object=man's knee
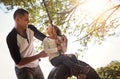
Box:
[18,71,33,79]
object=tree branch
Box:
[75,4,120,41]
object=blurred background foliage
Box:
[96,61,120,79]
[0,0,120,53]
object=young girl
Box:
[42,25,89,76]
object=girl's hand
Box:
[57,45,62,51]
[55,39,61,44]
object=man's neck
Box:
[15,26,27,37]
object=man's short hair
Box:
[13,8,29,19]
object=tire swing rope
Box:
[42,0,57,39]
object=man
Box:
[6,8,47,79]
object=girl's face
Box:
[46,25,53,35]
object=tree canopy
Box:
[1,0,120,52]
[97,61,120,79]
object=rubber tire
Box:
[48,60,101,79]
[48,65,71,79]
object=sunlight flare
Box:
[81,0,107,16]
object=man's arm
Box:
[18,52,46,66]
[6,31,21,65]
[28,25,46,41]
[38,50,48,58]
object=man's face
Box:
[17,13,29,30]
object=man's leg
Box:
[34,65,44,79]
[15,67,34,79]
